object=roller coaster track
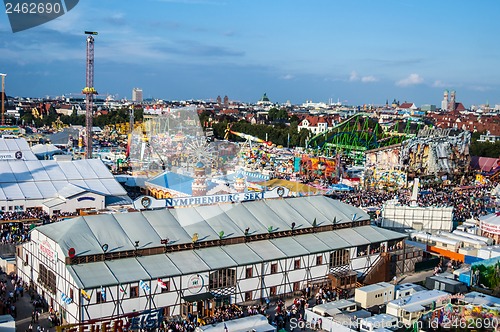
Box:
[305,112,421,165]
[307,112,374,148]
[306,112,379,164]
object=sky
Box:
[1,0,500,107]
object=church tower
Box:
[449,90,456,112]
[441,90,448,111]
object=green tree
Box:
[470,141,500,158]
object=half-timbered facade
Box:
[16,196,406,324]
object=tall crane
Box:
[82,31,98,159]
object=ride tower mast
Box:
[82,31,98,158]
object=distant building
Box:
[257,93,272,106]
[0,137,129,215]
[397,103,417,111]
[478,132,500,143]
[302,100,329,109]
[298,115,331,134]
[420,104,436,112]
[449,90,456,112]
[442,90,465,112]
[441,90,449,111]
[132,88,143,102]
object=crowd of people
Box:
[0,222,31,244]
[0,271,34,327]
[333,184,496,223]
[0,209,77,223]
[0,210,78,245]
[160,304,267,332]
[159,282,357,332]
[0,210,44,222]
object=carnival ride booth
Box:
[385,290,449,325]
[400,128,471,179]
[364,145,407,190]
[299,156,337,184]
[479,212,500,244]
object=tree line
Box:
[15,106,500,157]
[19,106,144,129]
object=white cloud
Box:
[396,73,423,87]
[432,80,448,88]
[280,74,294,80]
[361,75,377,83]
[349,71,358,81]
[469,85,492,92]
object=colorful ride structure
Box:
[224,125,272,147]
[306,113,420,165]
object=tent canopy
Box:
[257,178,321,194]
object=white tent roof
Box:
[31,143,61,155]
[0,158,126,201]
[0,138,38,160]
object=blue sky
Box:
[1,0,499,107]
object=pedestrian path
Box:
[6,273,54,332]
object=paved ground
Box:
[396,269,436,285]
[7,274,55,332]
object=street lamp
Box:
[0,73,6,126]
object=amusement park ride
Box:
[82,31,98,159]
[306,113,421,165]
[224,124,273,148]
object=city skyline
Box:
[1,0,499,107]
